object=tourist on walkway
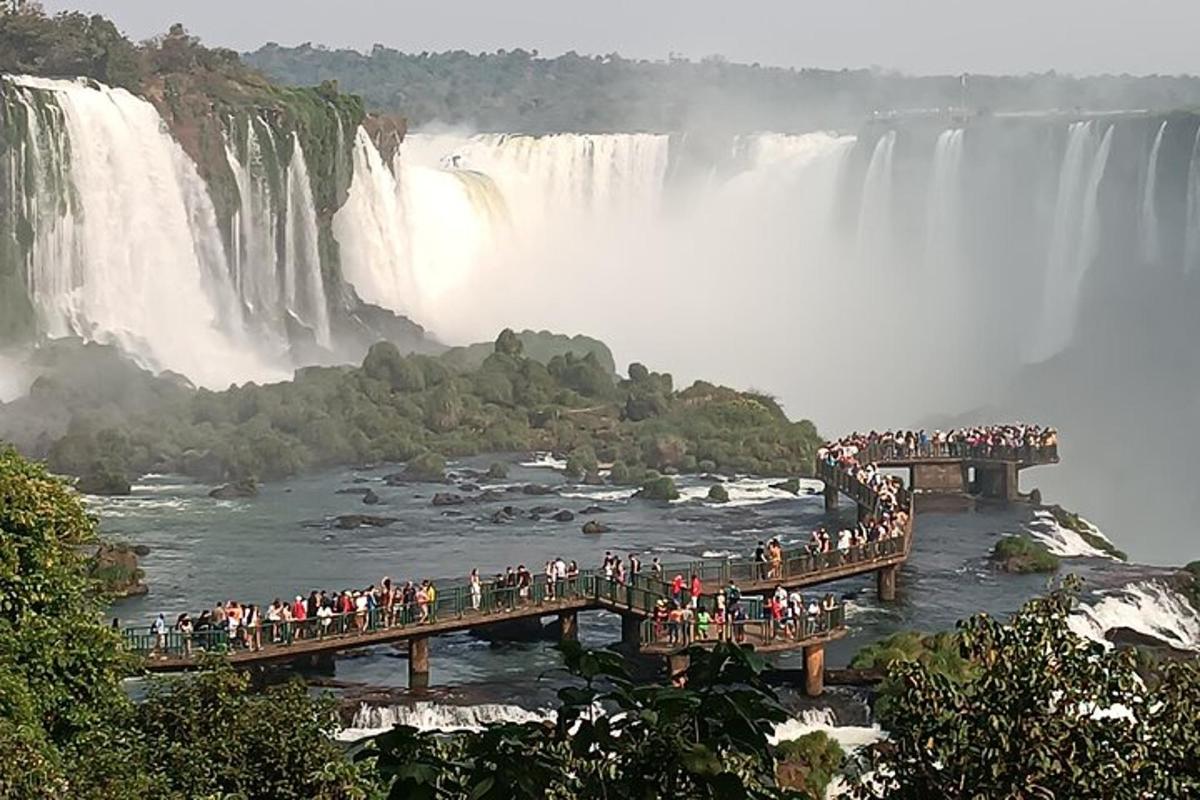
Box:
[470,569,482,611]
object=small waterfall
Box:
[1140,121,1166,265]
[5,76,277,387]
[855,130,897,269]
[338,701,555,741]
[283,134,331,347]
[1029,122,1114,362]
[1069,580,1200,653]
[224,119,283,333]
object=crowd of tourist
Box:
[821,425,1058,463]
[649,580,840,646]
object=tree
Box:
[494,328,524,357]
[850,580,1200,799]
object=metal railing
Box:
[640,603,844,649]
[842,440,1058,466]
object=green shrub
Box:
[707,484,729,503]
[403,451,446,481]
[775,731,845,798]
[637,475,679,501]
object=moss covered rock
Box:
[991,535,1060,574]
[403,451,446,482]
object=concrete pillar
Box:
[823,483,838,513]
[409,636,430,689]
[667,652,690,685]
[559,610,578,642]
[877,564,897,602]
[804,643,825,697]
[621,614,641,647]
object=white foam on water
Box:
[1025,509,1119,559]
[519,452,568,470]
[770,707,885,752]
[559,487,637,502]
[1068,580,1200,653]
[338,701,556,741]
[673,476,816,507]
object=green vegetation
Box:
[0,446,373,798]
[8,331,823,488]
[87,543,146,598]
[774,732,844,799]
[486,461,508,479]
[990,534,1060,574]
[849,630,975,721]
[853,580,1200,798]
[1047,504,1128,560]
[708,483,730,503]
[244,43,1200,133]
[441,330,616,377]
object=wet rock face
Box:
[335,514,398,529]
[209,478,259,499]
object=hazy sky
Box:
[42,0,1200,76]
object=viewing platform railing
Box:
[846,440,1059,466]
[639,604,844,651]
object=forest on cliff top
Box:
[245,43,1200,132]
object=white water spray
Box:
[856,130,898,270]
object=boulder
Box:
[334,515,398,529]
[552,510,575,522]
[336,487,373,496]
[582,520,612,534]
[486,462,509,480]
[490,509,513,524]
[209,478,259,500]
[581,505,608,515]
[362,489,381,505]
[582,471,605,486]
[708,484,730,503]
[529,505,556,516]
[432,493,465,506]
[77,465,131,496]
[89,543,147,598]
[477,489,506,502]
[771,478,801,495]
[459,483,481,493]
[521,483,555,496]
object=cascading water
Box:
[1029,121,1114,363]
[925,128,965,275]
[224,119,284,336]
[3,76,280,387]
[1184,127,1200,273]
[1140,120,1167,265]
[283,133,332,347]
[855,130,898,271]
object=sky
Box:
[41,0,1200,76]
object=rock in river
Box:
[582,520,612,534]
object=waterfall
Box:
[925,128,965,274]
[333,126,416,317]
[1140,121,1166,265]
[855,130,897,269]
[4,76,279,387]
[283,134,331,347]
[1184,127,1200,273]
[1029,122,1114,363]
[224,119,283,335]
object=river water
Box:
[95,454,1195,741]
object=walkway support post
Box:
[559,610,578,642]
[409,636,430,689]
[667,652,690,685]
[621,614,641,647]
[823,483,838,514]
[804,643,825,697]
[877,564,897,602]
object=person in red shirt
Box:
[291,595,307,641]
[689,575,702,609]
[671,574,684,605]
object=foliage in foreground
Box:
[0,447,372,800]
[358,641,796,800]
[850,579,1200,799]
